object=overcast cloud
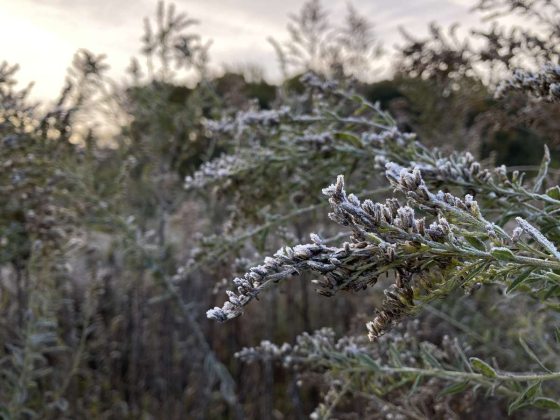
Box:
[0,0,483,101]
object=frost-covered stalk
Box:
[497,64,560,102]
[208,160,560,340]
[236,324,560,417]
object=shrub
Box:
[207,76,560,417]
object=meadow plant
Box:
[2,0,560,418]
[206,73,560,416]
[497,64,560,102]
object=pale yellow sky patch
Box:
[0,0,494,103]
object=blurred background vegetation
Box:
[1,0,559,418]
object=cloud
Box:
[0,0,484,100]
[24,0,151,25]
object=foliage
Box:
[270,0,383,80]
[2,0,560,419]
[207,79,560,416]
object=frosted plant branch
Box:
[515,217,560,261]
[188,82,559,235]
[236,326,560,409]
[497,63,560,102]
[208,163,560,339]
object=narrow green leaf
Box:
[462,262,489,285]
[350,94,365,103]
[508,381,541,414]
[546,186,560,200]
[506,268,534,294]
[388,344,403,367]
[439,381,470,397]
[509,398,529,414]
[547,271,560,286]
[469,357,497,378]
[420,344,442,369]
[356,353,380,372]
[408,374,424,396]
[544,285,560,300]
[453,341,472,372]
[532,397,560,410]
[518,337,551,373]
[334,132,362,148]
[533,145,550,193]
[490,247,515,262]
[464,235,487,251]
[365,232,383,244]
[522,382,541,401]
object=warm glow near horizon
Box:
[1,0,487,103]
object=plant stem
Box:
[371,366,560,383]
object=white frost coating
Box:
[516,217,560,261]
[497,64,560,103]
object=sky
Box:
[0,0,482,102]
